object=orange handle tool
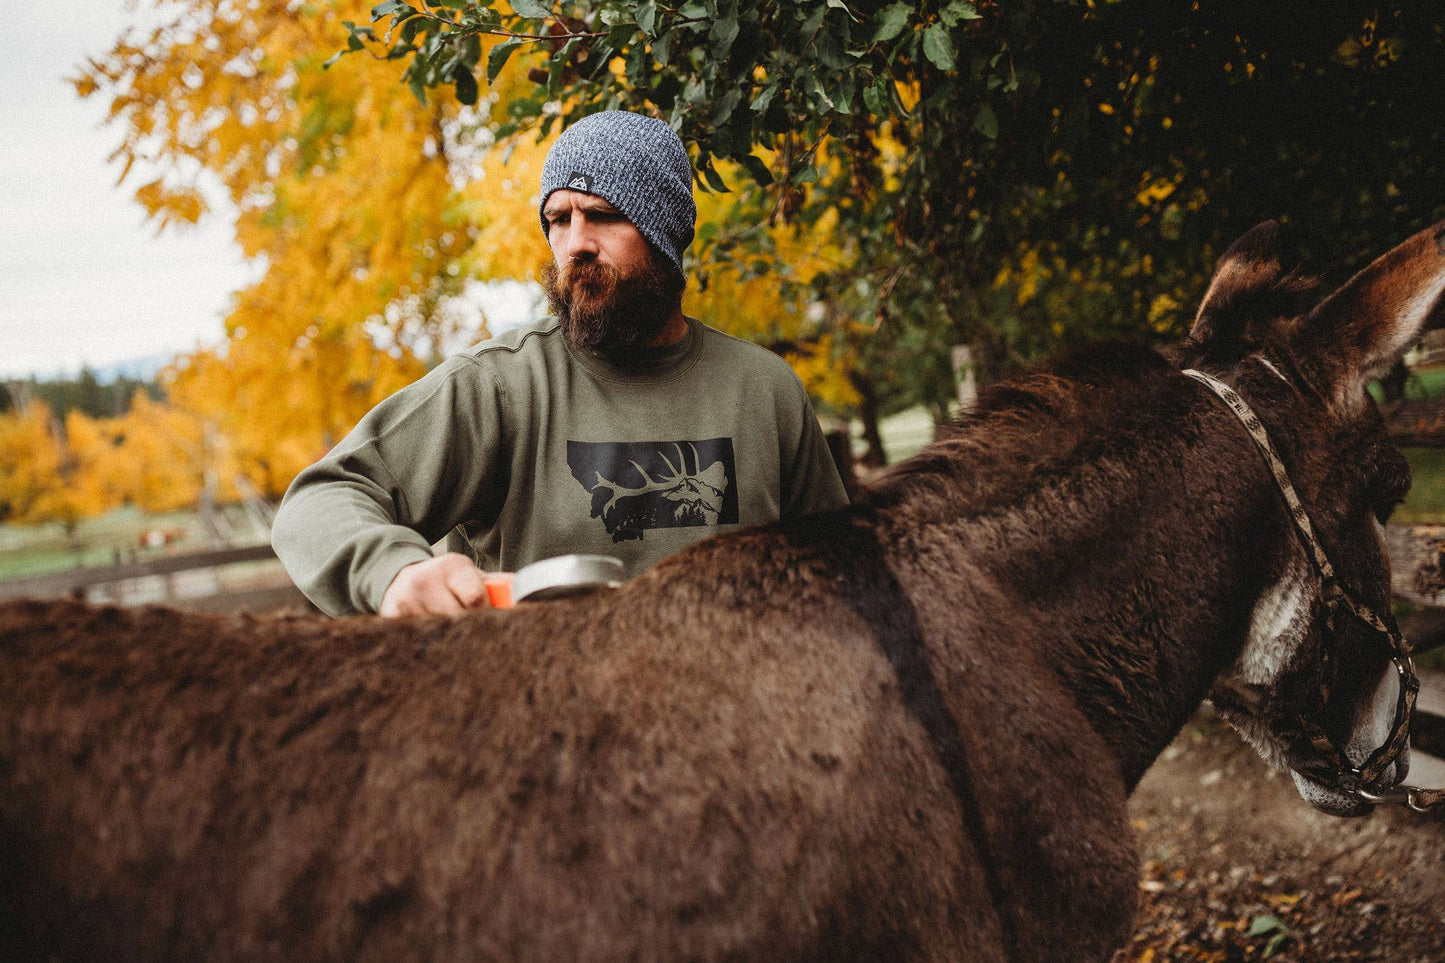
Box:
[483,573,514,609]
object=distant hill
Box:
[1,360,166,418]
[86,353,175,383]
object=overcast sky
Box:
[0,2,256,380]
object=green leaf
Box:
[711,87,743,127]
[863,76,888,115]
[682,75,707,107]
[939,1,981,27]
[407,64,429,104]
[750,82,779,115]
[625,40,648,82]
[653,30,674,66]
[1248,915,1287,938]
[805,74,835,112]
[826,0,861,22]
[711,11,740,58]
[973,102,997,139]
[510,0,552,19]
[400,15,429,43]
[466,6,503,30]
[370,1,414,23]
[741,153,774,186]
[872,3,912,43]
[922,24,957,71]
[834,74,855,114]
[545,37,580,89]
[637,0,657,36]
[452,65,478,105]
[816,23,855,70]
[800,4,826,37]
[700,159,729,193]
[487,38,522,82]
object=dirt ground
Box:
[1115,707,1445,962]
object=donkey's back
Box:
[1,531,1137,962]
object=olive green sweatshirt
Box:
[272,317,849,616]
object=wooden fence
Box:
[0,544,312,615]
[4,524,1445,631]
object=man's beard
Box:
[544,253,685,355]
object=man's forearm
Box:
[272,477,435,616]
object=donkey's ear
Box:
[1188,221,1285,346]
[1296,220,1445,400]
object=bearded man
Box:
[272,111,849,617]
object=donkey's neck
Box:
[866,362,1295,788]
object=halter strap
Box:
[1182,367,1428,803]
[1182,369,1336,580]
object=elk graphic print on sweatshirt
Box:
[567,438,739,542]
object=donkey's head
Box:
[1180,219,1445,816]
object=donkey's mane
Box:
[863,342,1180,519]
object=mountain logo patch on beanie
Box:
[566,172,594,192]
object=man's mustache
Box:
[560,259,619,290]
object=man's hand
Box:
[379,553,490,617]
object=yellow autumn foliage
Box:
[0,404,68,525]
[74,0,495,501]
[0,404,121,527]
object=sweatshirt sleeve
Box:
[780,381,851,518]
[271,356,504,616]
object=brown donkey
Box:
[3,220,1444,961]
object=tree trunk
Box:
[848,371,888,468]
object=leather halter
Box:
[1183,366,1443,811]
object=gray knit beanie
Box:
[539,111,696,272]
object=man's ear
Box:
[1294,220,1445,403]
[1188,221,1285,347]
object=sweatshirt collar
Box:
[569,316,703,384]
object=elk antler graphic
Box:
[588,443,728,539]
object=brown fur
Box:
[3,220,1445,961]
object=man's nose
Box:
[562,218,600,260]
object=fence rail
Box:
[5,525,1445,625]
[0,543,311,614]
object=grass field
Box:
[0,505,265,581]
[1396,448,1445,523]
